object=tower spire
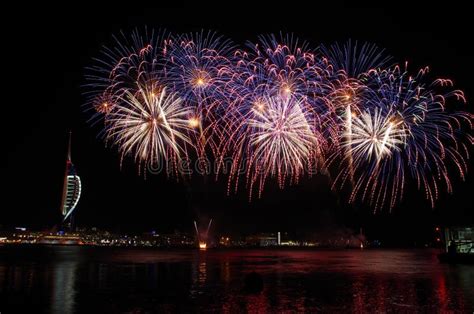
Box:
[60,130,81,225]
[67,131,72,162]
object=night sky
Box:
[2,5,473,244]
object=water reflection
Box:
[199,262,207,284]
[51,259,78,314]
[1,247,473,312]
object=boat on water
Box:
[438,226,474,264]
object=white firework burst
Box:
[246,96,319,192]
[345,109,406,163]
[105,84,196,170]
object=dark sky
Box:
[2,4,473,243]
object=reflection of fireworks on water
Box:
[85,30,473,211]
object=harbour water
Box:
[1,246,473,312]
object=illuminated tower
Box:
[60,132,81,227]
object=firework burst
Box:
[214,34,335,197]
[346,109,407,162]
[332,108,407,210]
[224,95,319,199]
[105,84,196,173]
[165,31,234,105]
[164,30,235,156]
[85,30,473,211]
[85,29,171,123]
[331,64,472,211]
[320,40,393,79]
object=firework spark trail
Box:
[331,64,472,211]
[321,41,394,189]
[85,29,171,125]
[245,96,317,199]
[319,40,393,78]
[370,66,471,207]
[105,84,196,173]
[343,108,407,211]
[85,30,473,211]
[165,31,235,158]
[346,109,406,163]
[214,34,335,197]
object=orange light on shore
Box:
[199,242,207,249]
